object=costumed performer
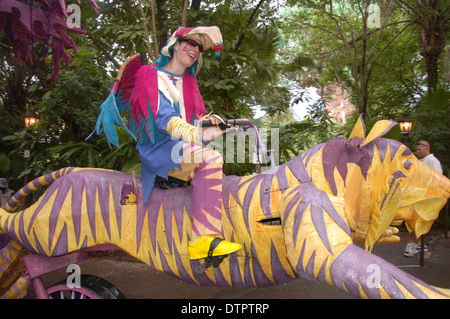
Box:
[129,26,242,260]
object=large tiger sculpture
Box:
[1,116,449,299]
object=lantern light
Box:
[24,110,40,128]
[398,112,413,135]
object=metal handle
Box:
[199,118,230,130]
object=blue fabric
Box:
[91,65,197,204]
[87,89,136,148]
[154,91,180,134]
[139,138,184,203]
[137,75,187,204]
[115,88,132,112]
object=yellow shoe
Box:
[188,235,242,260]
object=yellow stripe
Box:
[108,183,121,244]
[38,176,48,186]
[79,187,96,248]
[170,209,197,282]
[28,191,54,255]
[209,184,222,192]
[5,203,15,213]
[19,189,28,197]
[379,284,392,299]
[11,196,21,204]
[358,280,369,299]
[27,182,38,191]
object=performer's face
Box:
[174,38,202,67]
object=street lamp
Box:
[23,109,39,208]
[398,112,413,149]
[23,110,40,128]
[398,112,413,135]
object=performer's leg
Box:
[168,143,241,259]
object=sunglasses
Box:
[179,38,204,53]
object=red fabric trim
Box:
[130,65,205,137]
[183,72,206,122]
[130,65,159,121]
[175,27,196,38]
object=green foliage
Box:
[2,126,54,190]
[276,99,340,163]
[410,87,450,175]
[1,48,113,193]
[37,49,111,140]
[96,127,141,174]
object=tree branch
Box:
[149,0,160,58]
[87,32,121,69]
[181,0,189,27]
[234,0,265,51]
[367,14,421,82]
[137,0,156,62]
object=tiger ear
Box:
[361,120,397,146]
[348,114,366,140]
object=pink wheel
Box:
[47,275,125,299]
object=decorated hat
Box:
[157,26,223,75]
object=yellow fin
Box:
[414,196,447,239]
[430,286,450,298]
[348,114,366,140]
[365,176,402,251]
[361,120,397,146]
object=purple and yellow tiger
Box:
[1,117,449,298]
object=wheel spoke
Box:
[46,274,125,299]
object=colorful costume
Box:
[90,26,241,257]
[131,64,224,235]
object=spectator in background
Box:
[0,178,14,210]
[404,140,443,257]
[414,141,443,174]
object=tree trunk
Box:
[416,0,447,92]
[156,0,168,51]
[423,52,439,91]
[181,0,189,27]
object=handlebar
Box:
[199,118,275,170]
[199,118,254,130]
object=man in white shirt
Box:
[415,141,443,174]
[404,140,443,257]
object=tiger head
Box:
[319,115,450,250]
